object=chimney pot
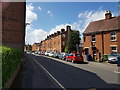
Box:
[105,10,112,20]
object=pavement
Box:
[11,53,120,89]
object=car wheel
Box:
[72,60,74,63]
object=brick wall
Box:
[2,2,26,50]
[83,30,120,60]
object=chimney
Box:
[51,34,54,37]
[54,33,57,36]
[66,25,71,40]
[47,36,49,38]
[105,10,112,20]
[61,29,65,33]
[57,31,60,34]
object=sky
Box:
[25,2,119,45]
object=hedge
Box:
[0,46,23,88]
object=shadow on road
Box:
[11,54,120,89]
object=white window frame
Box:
[62,34,66,38]
[110,46,117,53]
[110,32,116,41]
[62,41,65,46]
[91,35,96,43]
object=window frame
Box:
[91,35,96,43]
[111,46,117,53]
[110,32,117,41]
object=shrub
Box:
[102,54,109,61]
[0,46,23,87]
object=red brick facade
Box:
[32,43,40,51]
[2,2,26,50]
[83,11,120,61]
[32,26,72,53]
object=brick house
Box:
[1,2,26,50]
[32,25,72,53]
[32,43,40,51]
[83,11,120,61]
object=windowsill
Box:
[110,40,117,42]
[91,41,96,43]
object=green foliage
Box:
[65,46,69,53]
[66,30,80,52]
[0,46,23,87]
[103,54,109,61]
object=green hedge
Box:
[0,46,23,87]
[102,54,110,61]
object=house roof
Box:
[83,16,120,34]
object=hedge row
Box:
[0,46,23,87]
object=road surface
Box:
[11,53,120,89]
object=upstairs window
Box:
[91,35,96,42]
[62,41,65,46]
[110,32,116,41]
[62,34,66,38]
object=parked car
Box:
[108,52,120,63]
[59,52,69,60]
[53,52,60,58]
[45,52,50,56]
[41,52,45,55]
[66,53,84,63]
[49,52,54,57]
[38,51,41,55]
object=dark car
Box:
[66,53,84,63]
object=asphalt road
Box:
[11,53,120,89]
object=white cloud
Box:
[77,10,110,33]
[47,10,53,16]
[38,6,42,11]
[25,26,48,45]
[26,3,37,23]
[49,24,69,35]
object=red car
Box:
[66,53,84,63]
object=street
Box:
[11,53,120,89]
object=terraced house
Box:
[83,11,120,61]
[32,25,72,53]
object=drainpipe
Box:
[102,31,104,60]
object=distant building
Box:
[2,2,26,50]
[32,25,74,53]
[32,43,41,51]
[83,11,120,61]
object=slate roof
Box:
[83,16,120,34]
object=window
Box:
[111,46,117,53]
[91,35,96,42]
[62,41,65,45]
[58,41,60,46]
[62,34,66,38]
[110,32,116,41]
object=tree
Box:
[65,30,80,53]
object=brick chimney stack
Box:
[105,10,112,20]
[61,29,65,33]
[66,25,71,40]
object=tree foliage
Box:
[65,30,80,53]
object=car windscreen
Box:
[75,54,82,57]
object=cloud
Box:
[48,24,69,35]
[38,6,42,11]
[26,3,37,23]
[47,10,53,16]
[25,26,48,45]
